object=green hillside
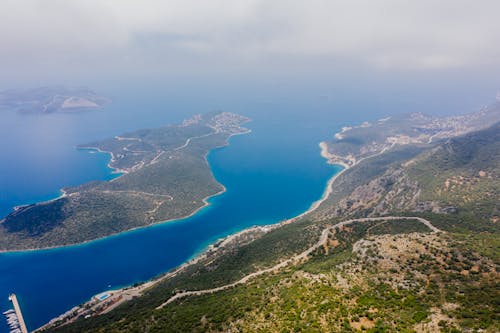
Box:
[43,118,499,333]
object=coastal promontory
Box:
[0,112,250,251]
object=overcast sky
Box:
[1,0,500,87]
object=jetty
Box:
[5,294,28,333]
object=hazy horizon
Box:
[0,0,499,117]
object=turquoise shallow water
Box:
[0,100,342,332]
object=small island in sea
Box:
[0,86,109,114]
[0,112,250,250]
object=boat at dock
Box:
[4,294,28,333]
[3,307,22,333]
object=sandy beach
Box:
[319,141,351,168]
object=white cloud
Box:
[1,0,499,80]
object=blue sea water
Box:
[0,79,493,332]
[0,91,347,332]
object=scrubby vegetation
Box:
[50,219,498,333]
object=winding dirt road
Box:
[157,216,441,308]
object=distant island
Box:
[0,86,109,114]
[0,112,250,250]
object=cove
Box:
[0,116,340,332]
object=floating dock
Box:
[7,294,28,333]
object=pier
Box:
[7,294,28,333]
